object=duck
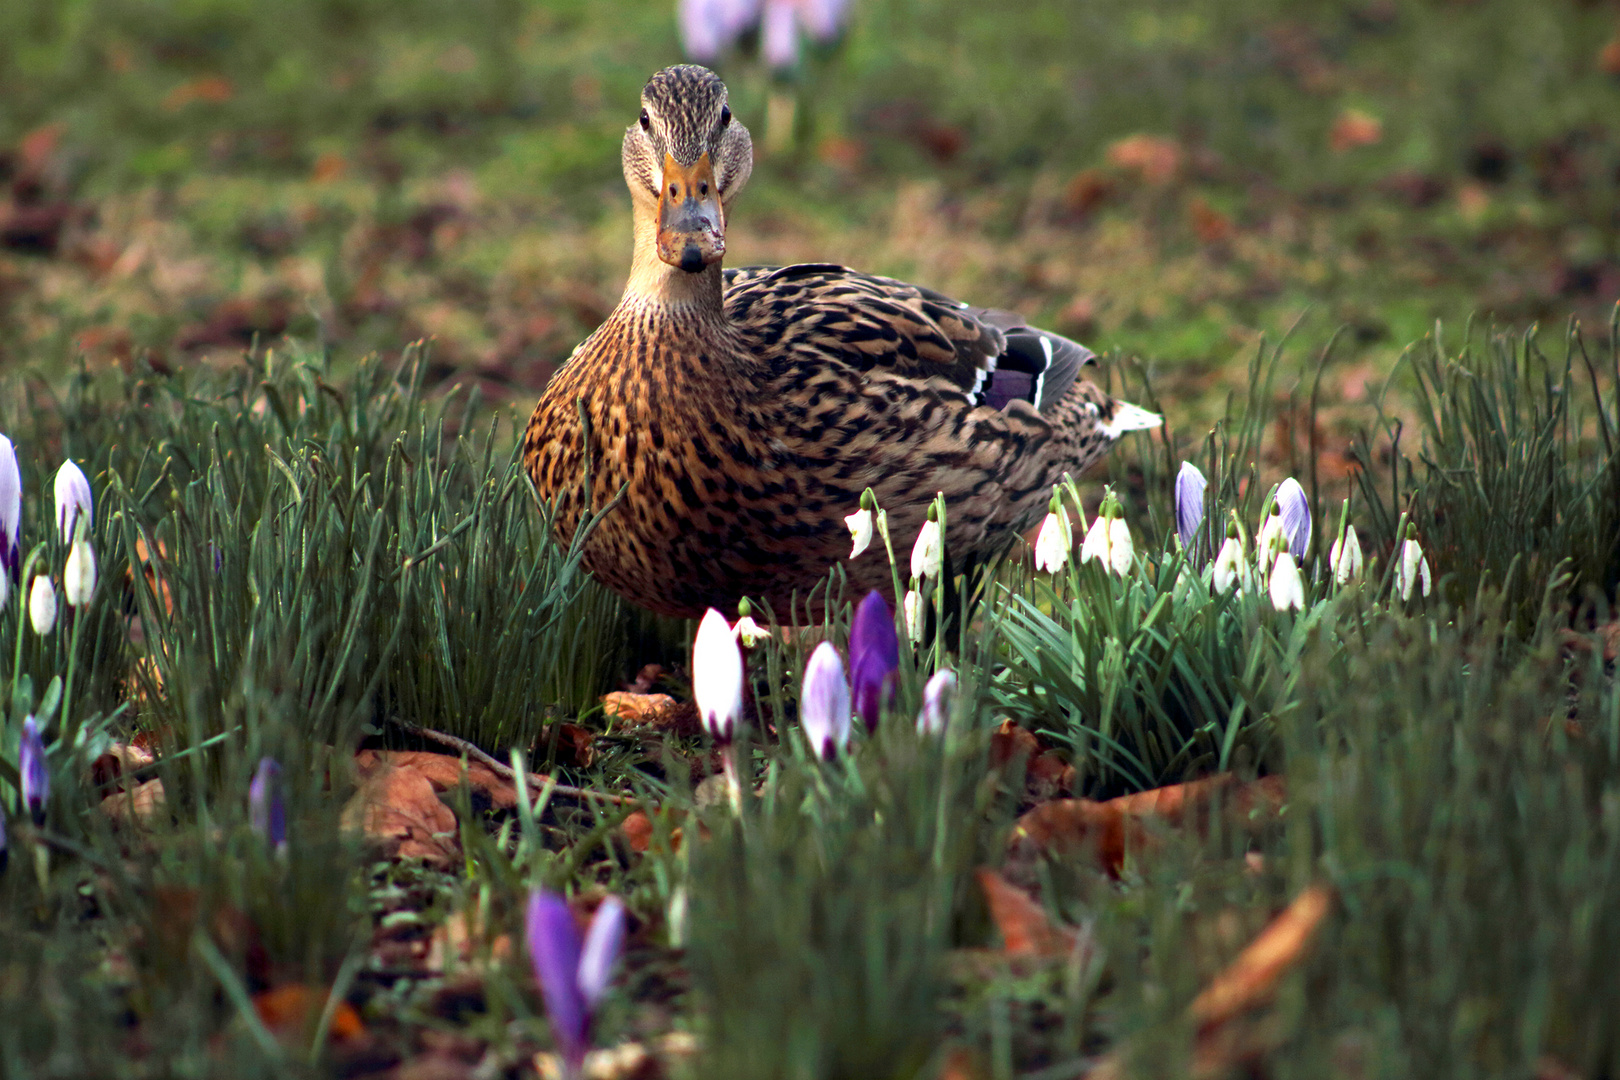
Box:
[522,64,1160,620]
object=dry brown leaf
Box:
[1330,108,1383,153]
[1106,134,1184,184]
[543,722,597,768]
[90,741,156,793]
[100,778,166,828]
[342,763,459,867]
[1189,883,1334,1030]
[162,75,234,111]
[252,984,364,1043]
[602,691,678,726]
[989,718,1040,769]
[1188,196,1235,245]
[1600,35,1620,77]
[356,749,517,810]
[975,868,1079,959]
[1013,774,1287,874]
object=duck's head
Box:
[623,65,753,274]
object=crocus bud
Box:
[29,576,56,635]
[1212,519,1246,594]
[1033,500,1071,574]
[845,490,876,559]
[0,434,19,579]
[693,608,744,744]
[54,460,93,542]
[64,540,96,607]
[917,669,958,736]
[1329,524,1364,586]
[849,590,899,734]
[20,716,48,825]
[1174,461,1207,552]
[910,505,942,581]
[800,641,851,759]
[1395,526,1431,601]
[577,896,626,1011]
[1276,478,1311,558]
[249,757,286,848]
[1268,552,1305,611]
[527,890,589,1073]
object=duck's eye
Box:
[639,108,650,131]
[699,181,708,196]
[719,106,731,128]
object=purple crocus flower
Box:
[848,590,899,734]
[527,890,627,1077]
[20,716,48,825]
[1274,478,1312,559]
[0,807,8,873]
[800,641,851,758]
[0,434,19,581]
[249,757,286,848]
[1175,461,1207,553]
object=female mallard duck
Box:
[523,65,1159,619]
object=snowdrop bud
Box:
[917,669,958,736]
[1330,524,1364,586]
[1268,552,1305,611]
[64,539,96,607]
[249,757,286,848]
[1174,462,1207,552]
[1107,510,1134,577]
[849,591,899,734]
[693,608,745,744]
[1275,478,1311,559]
[0,434,19,578]
[910,507,943,581]
[1033,502,1071,574]
[20,716,48,825]
[800,641,851,758]
[1396,528,1431,601]
[28,576,55,635]
[577,896,626,1010]
[903,589,924,643]
[54,460,93,542]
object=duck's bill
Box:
[657,152,725,273]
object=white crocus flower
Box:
[64,540,97,607]
[903,589,924,643]
[911,517,942,581]
[799,641,852,759]
[1268,552,1305,611]
[54,460,93,542]
[692,608,745,744]
[0,434,19,577]
[1174,461,1207,552]
[29,576,56,635]
[1395,531,1431,601]
[1032,504,1072,574]
[1329,525,1364,586]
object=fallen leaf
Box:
[1600,35,1620,77]
[540,722,596,768]
[975,868,1079,959]
[162,75,235,111]
[100,778,166,827]
[90,741,156,794]
[342,762,459,867]
[1329,108,1382,153]
[355,749,517,810]
[1106,134,1183,185]
[252,984,364,1044]
[989,718,1040,769]
[1013,774,1287,874]
[1187,196,1235,245]
[602,691,678,726]
[1189,884,1334,1029]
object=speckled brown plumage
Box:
[522,66,1159,619]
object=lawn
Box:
[2,0,1619,1077]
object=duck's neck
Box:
[620,198,727,318]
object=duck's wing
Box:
[722,264,1092,415]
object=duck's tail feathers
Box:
[1099,400,1162,436]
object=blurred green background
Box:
[3,0,1617,421]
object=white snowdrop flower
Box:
[29,576,56,635]
[1268,552,1305,611]
[1032,504,1072,574]
[1395,531,1432,602]
[1107,514,1134,577]
[910,515,942,581]
[1329,525,1364,586]
[844,508,873,559]
[64,539,97,607]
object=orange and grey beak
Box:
[656,152,725,273]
